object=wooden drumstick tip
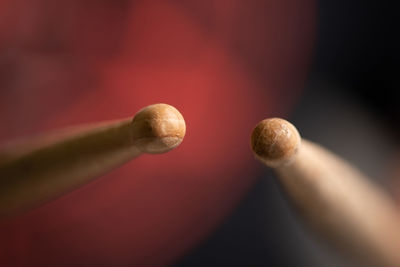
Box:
[131,103,186,154]
[250,117,400,266]
[251,118,300,168]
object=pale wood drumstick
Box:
[0,104,185,219]
[251,118,400,267]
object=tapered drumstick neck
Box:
[251,118,400,267]
[0,103,186,219]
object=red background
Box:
[0,0,314,265]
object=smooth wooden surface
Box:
[252,119,400,267]
[0,104,185,219]
[0,119,141,218]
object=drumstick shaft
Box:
[0,119,139,218]
[0,104,185,219]
[278,140,400,266]
[251,118,400,267]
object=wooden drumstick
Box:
[251,118,400,267]
[0,104,185,219]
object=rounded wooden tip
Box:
[251,118,300,167]
[131,104,186,154]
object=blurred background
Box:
[178,1,399,266]
[0,0,398,266]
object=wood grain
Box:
[0,104,185,219]
[252,118,400,267]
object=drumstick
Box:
[0,103,186,219]
[251,118,400,267]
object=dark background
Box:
[0,0,398,266]
[177,1,399,266]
